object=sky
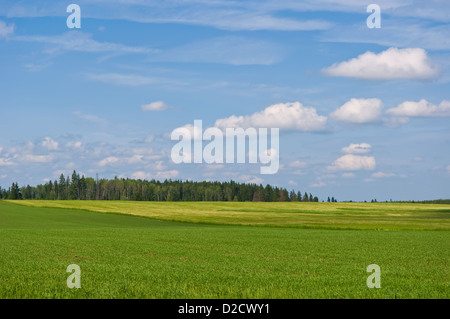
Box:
[0,0,449,201]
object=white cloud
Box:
[73,111,108,124]
[0,158,15,166]
[322,48,439,80]
[42,137,58,150]
[288,180,297,186]
[153,36,285,66]
[342,172,355,178]
[155,170,179,180]
[66,141,82,148]
[132,170,178,180]
[127,155,144,164]
[154,161,167,171]
[341,143,371,154]
[311,180,327,187]
[240,175,264,184]
[215,102,327,131]
[382,116,410,128]
[330,98,382,123]
[205,164,225,170]
[328,154,376,171]
[141,101,170,111]
[86,73,156,87]
[98,156,119,167]
[66,162,76,169]
[15,31,158,55]
[320,22,450,51]
[0,20,14,38]
[22,62,52,72]
[131,147,156,156]
[21,154,54,163]
[289,160,307,168]
[386,99,450,117]
[132,171,152,180]
[372,172,396,178]
[145,135,155,143]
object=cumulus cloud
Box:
[330,98,383,123]
[141,101,170,111]
[0,20,14,38]
[42,137,58,150]
[386,99,450,117]
[372,172,396,178]
[328,154,376,171]
[98,156,119,166]
[341,143,371,154]
[0,158,15,166]
[289,160,307,168]
[66,141,82,148]
[311,180,327,187]
[132,171,152,180]
[215,102,327,131]
[155,170,179,180]
[322,47,439,80]
[21,154,54,163]
[127,155,144,164]
[240,175,264,185]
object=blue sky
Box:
[0,0,449,201]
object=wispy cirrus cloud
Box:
[149,36,286,65]
[73,111,108,125]
[320,22,450,51]
[1,1,332,31]
[86,72,192,89]
[14,31,159,55]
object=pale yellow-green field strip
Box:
[8,200,450,231]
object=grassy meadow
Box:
[0,200,449,298]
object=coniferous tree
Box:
[0,175,323,203]
[303,192,309,202]
[58,174,66,200]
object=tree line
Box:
[0,170,320,202]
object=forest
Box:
[0,170,321,202]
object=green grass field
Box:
[0,200,449,298]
